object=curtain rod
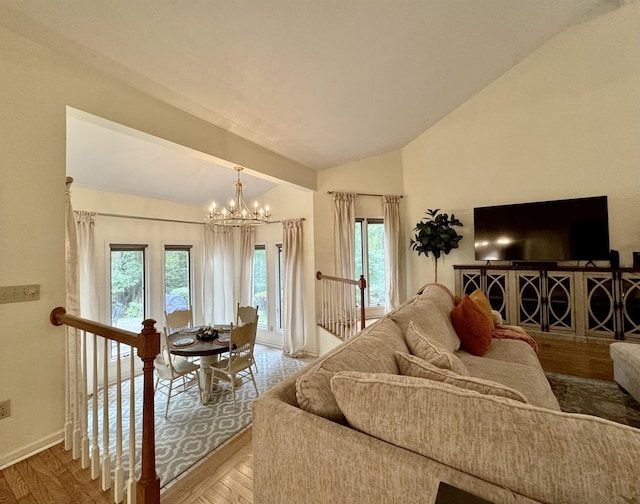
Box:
[327,191,403,198]
[88,212,305,226]
[92,212,203,225]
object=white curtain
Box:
[203,224,235,325]
[383,195,401,311]
[66,178,80,317]
[74,211,98,320]
[333,192,356,322]
[282,219,306,357]
[64,178,80,449]
[239,226,255,307]
[332,192,355,279]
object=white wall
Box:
[402,2,640,294]
[0,24,314,468]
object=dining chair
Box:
[236,304,259,372]
[154,327,200,418]
[164,306,194,334]
[165,306,198,364]
[210,322,259,409]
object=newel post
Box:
[358,275,367,331]
[136,319,161,504]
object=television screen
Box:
[474,196,610,262]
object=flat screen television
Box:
[474,196,610,262]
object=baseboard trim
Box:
[0,430,64,470]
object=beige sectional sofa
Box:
[253,284,640,504]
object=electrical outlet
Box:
[0,284,40,304]
[0,400,10,420]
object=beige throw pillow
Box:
[395,352,528,403]
[405,321,469,376]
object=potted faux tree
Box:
[410,209,463,283]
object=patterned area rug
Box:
[546,372,640,428]
[91,344,315,488]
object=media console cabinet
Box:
[454,264,640,343]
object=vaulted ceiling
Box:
[0,0,619,204]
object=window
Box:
[110,245,147,358]
[275,243,284,331]
[164,246,192,314]
[253,244,268,327]
[355,218,385,309]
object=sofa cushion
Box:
[458,338,544,372]
[390,297,460,352]
[469,289,495,330]
[295,317,408,423]
[451,295,493,356]
[405,321,469,375]
[395,352,528,403]
[457,353,560,410]
[330,371,640,504]
[418,283,458,314]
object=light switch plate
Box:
[0,284,40,304]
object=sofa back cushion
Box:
[395,352,527,403]
[404,321,469,375]
[331,371,640,504]
[296,317,407,423]
[390,296,460,352]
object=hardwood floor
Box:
[0,431,253,504]
[0,442,112,504]
[534,335,614,381]
[0,336,616,504]
[161,428,253,504]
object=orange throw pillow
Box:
[469,289,495,330]
[450,295,493,356]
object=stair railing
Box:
[50,307,161,504]
[316,271,367,340]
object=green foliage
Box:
[253,248,268,322]
[126,302,143,319]
[410,209,463,259]
[111,250,143,308]
[165,250,190,302]
[170,287,190,301]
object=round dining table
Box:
[167,325,232,405]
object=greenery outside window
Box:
[275,242,284,331]
[164,246,192,314]
[254,244,268,328]
[110,245,147,359]
[355,218,385,313]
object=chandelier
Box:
[206,166,272,226]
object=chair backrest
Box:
[156,327,178,376]
[165,307,193,334]
[228,322,257,370]
[236,304,258,326]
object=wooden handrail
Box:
[50,307,161,504]
[316,271,367,332]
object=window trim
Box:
[253,243,268,329]
[275,242,284,332]
[355,217,386,316]
[109,243,149,360]
[163,244,194,315]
